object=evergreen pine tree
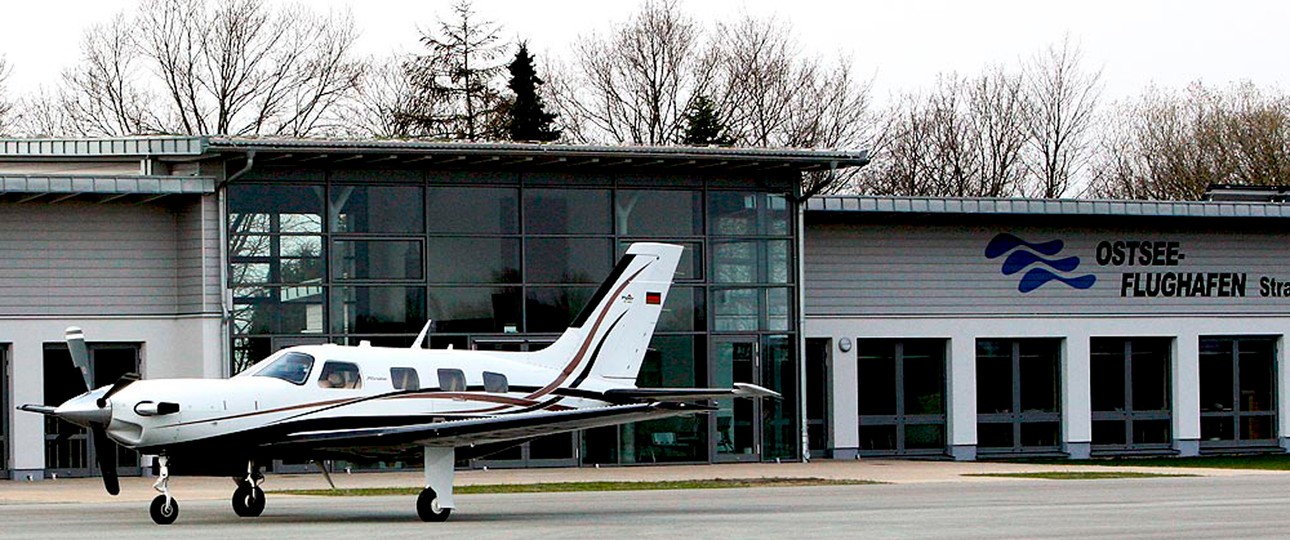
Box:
[681,95,734,146]
[505,42,560,142]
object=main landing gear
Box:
[232,461,266,518]
[418,447,456,522]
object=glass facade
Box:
[226,168,800,465]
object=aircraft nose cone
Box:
[55,393,112,427]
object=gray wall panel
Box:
[806,222,1290,317]
[0,200,208,316]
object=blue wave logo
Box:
[985,233,1096,293]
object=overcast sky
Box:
[3,0,1288,104]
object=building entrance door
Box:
[804,339,831,458]
[43,343,142,478]
[713,337,760,462]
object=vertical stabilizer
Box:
[523,242,683,387]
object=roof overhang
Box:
[206,138,869,173]
[0,174,215,204]
[808,195,1290,219]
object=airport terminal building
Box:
[1,136,1289,481]
[804,195,1290,461]
[0,137,854,480]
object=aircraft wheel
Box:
[232,485,266,517]
[150,494,179,525]
[416,487,451,522]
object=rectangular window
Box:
[1200,336,1278,447]
[857,339,947,456]
[427,237,520,283]
[329,286,426,334]
[615,190,703,236]
[427,187,519,234]
[332,240,423,281]
[438,368,466,392]
[391,367,420,391]
[330,185,425,234]
[318,361,362,389]
[976,338,1062,454]
[483,371,508,393]
[524,188,611,234]
[525,238,612,284]
[1090,338,1172,452]
[427,287,522,333]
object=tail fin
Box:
[523,242,683,387]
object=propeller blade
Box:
[96,373,140,408]
[92,427,120,496]
[65,327,92,396]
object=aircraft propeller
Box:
[39,328,139,496]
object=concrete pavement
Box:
[1,459,1282,504]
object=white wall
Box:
[808,314,1290,458]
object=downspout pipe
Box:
[217,151,254,377]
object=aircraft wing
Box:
[265,401,711,453]
[604,382,781,402]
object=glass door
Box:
[713,337,760,462]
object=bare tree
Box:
[44,0,363,137]
[335,55,427,138]
[407,0,508,140]
[859,69,1028,197]
[0,55,13,135]
[1087,82,1290,200]
[555,0,717,145]
[1023,38,1102,197]
[711,15,872,197]
[57,14,160,136]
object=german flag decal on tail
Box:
[646,292,662,305]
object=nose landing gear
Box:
[149,455,178,525]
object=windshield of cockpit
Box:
[244,351,315,385]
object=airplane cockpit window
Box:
[437,368,466,392]
[391,367,420,391]
[483,371,508,393]
[252,352,315,385]
[317,361,363,389]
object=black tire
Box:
[149,494,179,525]
[232,485,266,517]
[416,487,452,522]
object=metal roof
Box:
[205,138,869,172]
[807,195,1290,219]
[0,136,869,173]
[0,137,207,157]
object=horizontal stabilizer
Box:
[604,382,781,402]
[17,404,58,416]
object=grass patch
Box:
[964,471,1194,480]
[1022,454,1290,471]
[272,477,877,497]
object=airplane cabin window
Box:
[391,367,420,391]
[253,352,315,385]
[483,371,509,393]
[317,361,363,389]
[437,368,466,392]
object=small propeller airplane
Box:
[18,242,778,524]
